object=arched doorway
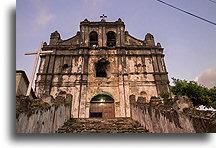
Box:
[89,94,115,118]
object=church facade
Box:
[35,18,170,118]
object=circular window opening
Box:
[63,64,69,69]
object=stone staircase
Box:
[57,117,148,133]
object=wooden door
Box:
[90,103,115,118]
[89,103,102,118]
[103,103,114,118]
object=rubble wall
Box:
[16,105,71,133]
[130,99,215,133]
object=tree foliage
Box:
[171,78,216,108]
[159,91,172,105]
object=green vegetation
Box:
[171,78,216,108]
[16,95,71,118]
[16,96,51,118]
[159,91,172,105]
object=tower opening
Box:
[89,31,98,47]
[95,59,109,77]
[107,31,116,47]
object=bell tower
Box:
[79,17,125,47]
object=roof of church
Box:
[80,18,124,26]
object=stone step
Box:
[56,117,148,133]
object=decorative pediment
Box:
[125,32,143,46]
[59,32,80,46]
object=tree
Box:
[171,78,215,108]
[159,91,172,105]
[208,87,216,108]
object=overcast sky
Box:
[16,0,216,88]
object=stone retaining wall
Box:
[130,97,215,133]
[16,105,71,133]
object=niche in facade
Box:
[95,59,109,77]
[62,64,70,73]
[62,64,69,69]
[89,31,98,47]
[107,31,116,47]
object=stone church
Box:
[35,17,170,119]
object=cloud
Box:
[35,8,55,26]
[34,8,55,27]
[29,0,55,31]
[92,0,104,6]
[82,0,105,7]
[194,68,215,88]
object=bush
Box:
[171,78,215,108]
[160,91,172,105]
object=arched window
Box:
[90,94,114,103]
[89,31,98,47]
[107,31,116,47]
[95,59,109,77]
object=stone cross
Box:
[100,14,107,20]
[24,41,53,96]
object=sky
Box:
[16,0,216,88]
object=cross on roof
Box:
[100,14,107,20]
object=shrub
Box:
[171,78,215,108]
[160,91,172,105]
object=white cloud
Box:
[35,8,55,26]
[29,0,55,31]
[82,0,105,7]
[194,68,215,88]
[92,0,104,6]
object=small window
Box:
[107,31,116,47]
[89,31,98,47]
[62,64,70,73]
[62,64,69,69]
[95,59,109,77]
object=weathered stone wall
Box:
[35,48,162,118]
[16,70,36,99]
[16,93,72,133]
[16,104,71,133]
[130,98,216,133]
[183,108,215,133]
